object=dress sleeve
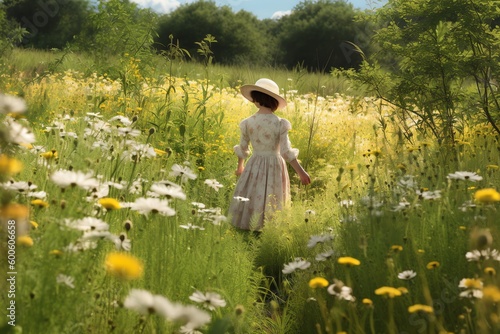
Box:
[234,120,251,159]
[279,118,299,162]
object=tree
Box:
[156,1,268,65]
[4,0,91,49]
[354,0,500,145]
[0,3,27,56]
[276,0,371,71]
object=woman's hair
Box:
[251,91,279,111]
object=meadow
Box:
[1,49,500,334]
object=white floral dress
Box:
[229,113,299,230]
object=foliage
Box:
[3,0,91,49]
[156,1,268,65]
[276,0,373,71]
[352,0,500,145]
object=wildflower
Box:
[327,279,355,301]
[282,258,311,274]
[0,94,27,114]
[447,171,483,182]
[124,289,174,318]
[474,188,500,203]
[233,196,249,202]
[485,267,496,276]
[50,249,63,256]
[486,165,499,170]
[172,304,211,331]
[338,257,360,266]
[339,200,354,207]
[65,217,109,232]
[375,286,402,298]
[483,285,500,303]
[398,287,409,294]
[408,304,433,314]
[56,274,75,289]
[398,270,417,280]
[0,155,23,175]
[417,190,441,200]
[112,233,132,251]
[470,228,493,250]
[459,278,483,299]
[150,182,186,200]
[189,290,227,311]
[391,245,403,252]
[30,221,38,229]
[362,298,373,306]
[179,223,205,230]
[308,277,329,289]
[426,261,440,269]
[307,234,334,248]
[315,249,335,261]
[98,198,122,210]
[31,199,49,208]
[50,169,100,190]
[124,197,176,217]
[204,179,223,191]
[393,200,411,212]
[40,150,58,159]
[105,252,143,280]
[109,115,132,126]
[4,118,36,144]
[17,236,33,246]
[1,180,37,193]
[304,209,316,222]
[170,164,197,183]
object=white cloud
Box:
[271,10,292,20]
[131,0,181,13]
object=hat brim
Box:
[240,85,287,109]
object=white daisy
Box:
[458,278,483,299]
[169,304,211,330]
[204,179,223,191]
[0,94,27,114]
[179,223,205,231]
[27,191,47,199]
[417,190,441,200]
[282,258,311,274]
[56,274,75,289]
[170,164,197,183]
[50,169,100,190]
[4,118,35,144]
[150,182,186,200]
[189,290,227,311]
[1,180,37,193]
[466,250,482,262]
[315,250,335,262]
[397,270,417,280]
[65,217,109,232]
[109,115,133,126]
[447,171,483,182]
[116,127,141,137]
[327,280,355,301]
[339,200,354,207]
[307,234,334,248]
[124,197,176,217]
[111,233,132,251]
[124,289,174,319]
[191,202,206,209]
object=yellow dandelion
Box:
[17,236,33,246]
[462,278,482,290]
[31,199,49,208]
[426,261,440,269]
[391,245,403,252]
[408,304,434,314]
[50,249,63,256]
[485,267,496,276]
[474,188,500,203]
[30,221,38,229]
[0,154,23,175]
[338,257,360,266]
[198,166,205,171]
[105,252,143,280]
[98,198,121,210]
[0,203,29,220]
[483,285,500,303]
[398,287,409,294]
[308,277,329,289]
[375,286,402,298]
[40,150,58,159]
[362,298,373,306]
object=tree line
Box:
[0,0,373,71]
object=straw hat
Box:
[240,78,287,109]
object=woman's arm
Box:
[289,159,311,185]
[235,157,245,176]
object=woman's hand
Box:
[235,166,244,176]
[299,171,311,185]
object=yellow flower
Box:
[31,199,49,208]
[346,164,357,171]
[154,148,167,156]
[459,226,466,231]
[426,261,440,269]
[417,249,425,254]
[308,277,329,289]
[30,221,38,229]
[375,286,402,298]
[17,236,33,246]
[408,304,434,314]
[40,150,58,159]
[391,245,403,252]
[98,198,121,210]
[0,154,23,175]
[474,188,500,203]
[50,249,63,256]
[0,203,29,220]
[486,165,499,170]
[338,257,360,266]
[105,252,143,280]
[462,278,482,290]
[362,298,373,306]
[398,287,409,294]
[198,166,205,171]
[484,267,496,276]
[19,143,33,149]
[483,285,500,303]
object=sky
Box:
[129,0,386,20]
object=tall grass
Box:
[1,49,500,334]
